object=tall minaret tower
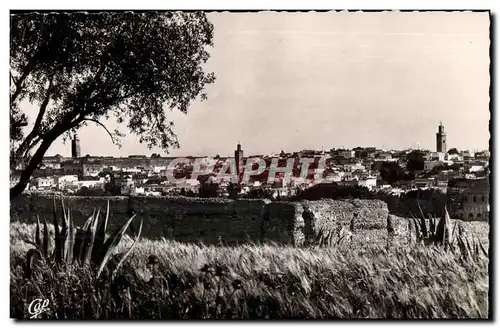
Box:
[436,122,447,153]
[71,134,81,158]
[234,142,244,182]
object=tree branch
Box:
[16,135,42,166]
[32,76,55,129]
[10,71,17,85]
[10,58,36,104]
[13,75,55,163]
[11,118,28,129]
[10,114,85,200]
[84,118,118,145]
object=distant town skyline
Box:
[44,126,489,159]
[21,11,490,158]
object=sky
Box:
[24,11,490,157]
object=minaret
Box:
[436,122,447,153]
[71,135,81,158]
[234,142,244,181]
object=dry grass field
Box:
[9,213,490,319]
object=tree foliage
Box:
[406,150,426,171]
[295,183,373,201]
[199,181,219,198]
[75,186,111,196]
[378,162,414,185]
[243,187,274,200]
[10,11,215,199]
[227,182,241,200]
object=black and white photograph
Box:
[9,8,492,320]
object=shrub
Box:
[23,196,143,280]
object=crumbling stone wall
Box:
[299,199,389,244]
[10,194,389,245]
[265,201,304,245]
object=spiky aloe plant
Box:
[408,204,488,261]
[409,203,452,246]
[26,195,143,279]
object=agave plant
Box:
[26,195,143,280]
[409,203,452,246]
[408,203,488,261]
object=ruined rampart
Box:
[10,194,389,245]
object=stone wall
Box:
[10,194,389,246]
[299,199,389,244]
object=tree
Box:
[10,11,215,199]
[296,183,373,201]
[448,148,459,155]
[104,172,121,196]
[378,162,414,185]
[429,163,446,174]
[227,182,241,200]
[199,181,219,198]
[406,150,425,171]
[245,187,273,199]
[75,186,108,196]
[379,162,403,185]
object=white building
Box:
[42,162,61,169]
[252,181,263,187]
[82,163,104,177]
[271,187,296,199]
[344,163,366,172]
[55,175,79,189]
[378,152,393,161]
[144,190,162,197]
[377,184,392,190]
[447,153,463,162]
[338,150,355,159]
[121,175,134,187]
[389,188,405,196]
[460,150,475,158]
[357,177,377,191]
[153,166,167,173]
[76,178,105,190]
[469,165,485,173]
[121,186,145,196]
[427,152,447,162]
[34,177,55,189]
[122,168,142,174]
[322,172,342,183]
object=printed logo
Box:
[28,298,49,319]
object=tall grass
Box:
[9,200,490,319]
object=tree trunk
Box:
[10,111,84,201]
[10,136,57,201]
[10,182,27,200]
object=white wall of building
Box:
[428,152,447,161]
[55,175,79,189]
[338,150,355,158]
[357,178,377,191]
[77,180,105,189]
[35,177,54,188]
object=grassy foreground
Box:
[10,220,489,319]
